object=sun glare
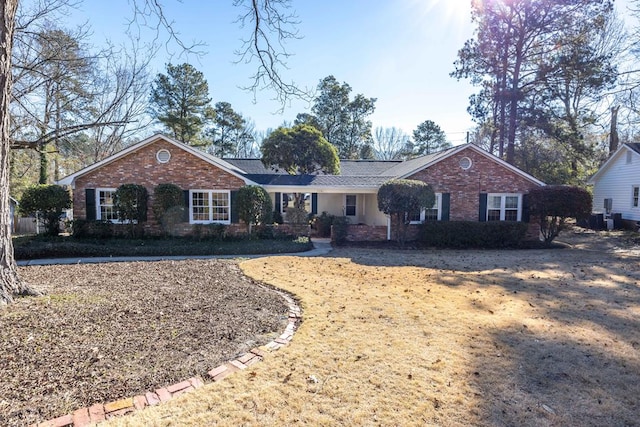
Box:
[409,0,471,24]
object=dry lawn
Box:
[108,229,640,427]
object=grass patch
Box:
[108,245,640,426]
[13,235,312,260]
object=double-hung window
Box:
[96,188,118,221]
[190,190,230,224]
[409,193,441,224]
[633,186,639,208]
[487,193,521,221]
[345,195,357,217]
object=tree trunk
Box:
[609,105,619,156]
[0,0,38,305]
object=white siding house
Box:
[589,143,640,222]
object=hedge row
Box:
[419,221,528,248]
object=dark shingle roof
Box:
[382,145,460,177]
[224,158,400,177]
[223,159,397,188]
[626,143,640,155]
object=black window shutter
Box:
[522,194,530,223]
[230,191,239,223]
[275,192,281,213]
[139,188,148,222]
[183,190,190,222]
[479,193,488,222]
[311,193,318,215]
[85,189,96,220]
[441,193,450,221]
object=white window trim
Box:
[344,194,357,217]
[632,186,639,208]
[487,193,522,221]
[189,189,231,225]
[409,193,442,224]
[96,188,120,222]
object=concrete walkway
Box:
[16,238,333,266]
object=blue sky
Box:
[66,0,634,144]
[66,0,478,143]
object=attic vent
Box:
[156,149,171,164]
[627,151,633,164]
[459,156,472,170]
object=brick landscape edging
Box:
[31,290,301,427]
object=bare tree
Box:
[234,0,311,107]
[371,127,410,160]
[0,0,312,304]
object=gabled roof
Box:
[588,143,640,184]
[57,135,544,191]
[385,143,545,186]
[56,133,256,187]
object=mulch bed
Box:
[0,259,290,426]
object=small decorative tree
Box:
[19,184,71,236]
[528,185,592,246]
[377,179,435,244]
[261,124,339,209]
[152,183,184,235]
[114,184,148,237]
[236,185,273,233]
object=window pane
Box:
[408,210,421,222]
[345,195,356,216]
[99,190,117,221]
[489,196,502,209]
[192,192,210,221]
[487,209,501,221]
[424,208,438,221]
[505,196,519,209]
[212,192,229,221]
[634,187,639,207]
[504,210,518,221]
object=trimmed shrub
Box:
[378,179,435,244]
[420,221,528,248]
[71,219,114,239]
[331,216,350,246]
[19,184,71,236]
[284,207,309,224]
[272,210,284,224]
[152,184,185,233]
[313,211,335,237]
[114,184,149,238]
[236,185,273,233]
[192,223,227,240]
[528,185,592,246]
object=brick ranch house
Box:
[57,133,545,241]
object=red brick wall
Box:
[332,224,388,242]
[73,139,245,223]
[408,146,541,221]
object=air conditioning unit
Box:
[604,198,613,214]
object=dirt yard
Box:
[0,260,289,426]
[2,227,639,426]
[108,227,640,426]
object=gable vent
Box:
[156,149,171,164]
[459,156,472,170]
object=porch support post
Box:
[386,216,391,241]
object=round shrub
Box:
[19,184,71,236]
